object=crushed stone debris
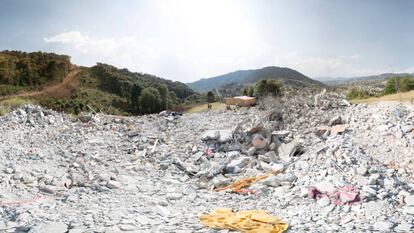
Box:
[0,91,413,232]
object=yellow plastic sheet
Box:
[200,208,288,233]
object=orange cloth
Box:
[200,208,288,233]
[214,174,270,193]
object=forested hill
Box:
[187,66,325,92]
[0,50,196,115]
[0,51,71,89]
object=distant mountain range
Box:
[316,73,414,86]
[187,66,325,92]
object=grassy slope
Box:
[351,90,414,104]
[0,97,35,115]
[36,67,130,115]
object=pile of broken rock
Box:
[0,92,413,232]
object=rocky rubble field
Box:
[1,93,414,233]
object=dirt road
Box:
[1,67,81,100]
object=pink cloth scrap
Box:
[307,185,360,205]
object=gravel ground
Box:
[0,97,413,232]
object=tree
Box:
[242,87,248,96]
[157,83,168,109]
[207,91,215,103]
[167,91,180,109]
[399,76,414,92]
[242,86,255,97]
[254,80,282,97]
[384,76,414,95]
[384,77,397,94]
[247,86,255,97]
[184,93,201,104]
[130,83,142,114]
[139,87,162,114]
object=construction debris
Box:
[0,91,414,232]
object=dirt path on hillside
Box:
[0,66,81,100]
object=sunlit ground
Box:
[186,102,227,113]
[351,90,414,104]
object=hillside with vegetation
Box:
[318,73,414,86]
[345,75,414,102]
[0,51,196,115]
[187,66,326,93]
[0,50,71,96]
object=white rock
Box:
[277,173,297,183]
[402,206,414,215]
[373,221,394,232]
[395,223,413,232]
[136,215,152,225]
[69,228,86,233]
[272,130,291,138]
[153,205,171,217]
[265,151,279,163]
[328,116,343,126]
[4,167,14,174]
[315,181,336,193]
[383,178,396,188]
[258,154,270,163]
[218,130,233,143]
[247,147,256,156]
[362,186,377,198]
[226,157,250,170]
[39,185,57,194]
[261,162,284,173]
[356,166,368,175]
[404,195,414,206]
[317,196,331,207]
[193,151,204,161]
[278,140,301,161]
[201,130,220,141]
[106,180,121,189]
[262,176,281,187]
[166,192,183,201]
[34,222,68,233]
[119,224,137,231]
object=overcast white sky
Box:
[1,0,414,82]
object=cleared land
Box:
[351,90,414,104]
[186,102,227,113]
[0,67,80,100]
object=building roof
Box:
[233,96,256,100]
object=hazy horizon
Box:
[1,0,413,82]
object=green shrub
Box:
[0,85,25,96]
[207,91,215,103]
[254,80,282,97]
[347,87,367,99]
[384,76,414,95]
[139,87,162,114]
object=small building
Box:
[225,96,257,107]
